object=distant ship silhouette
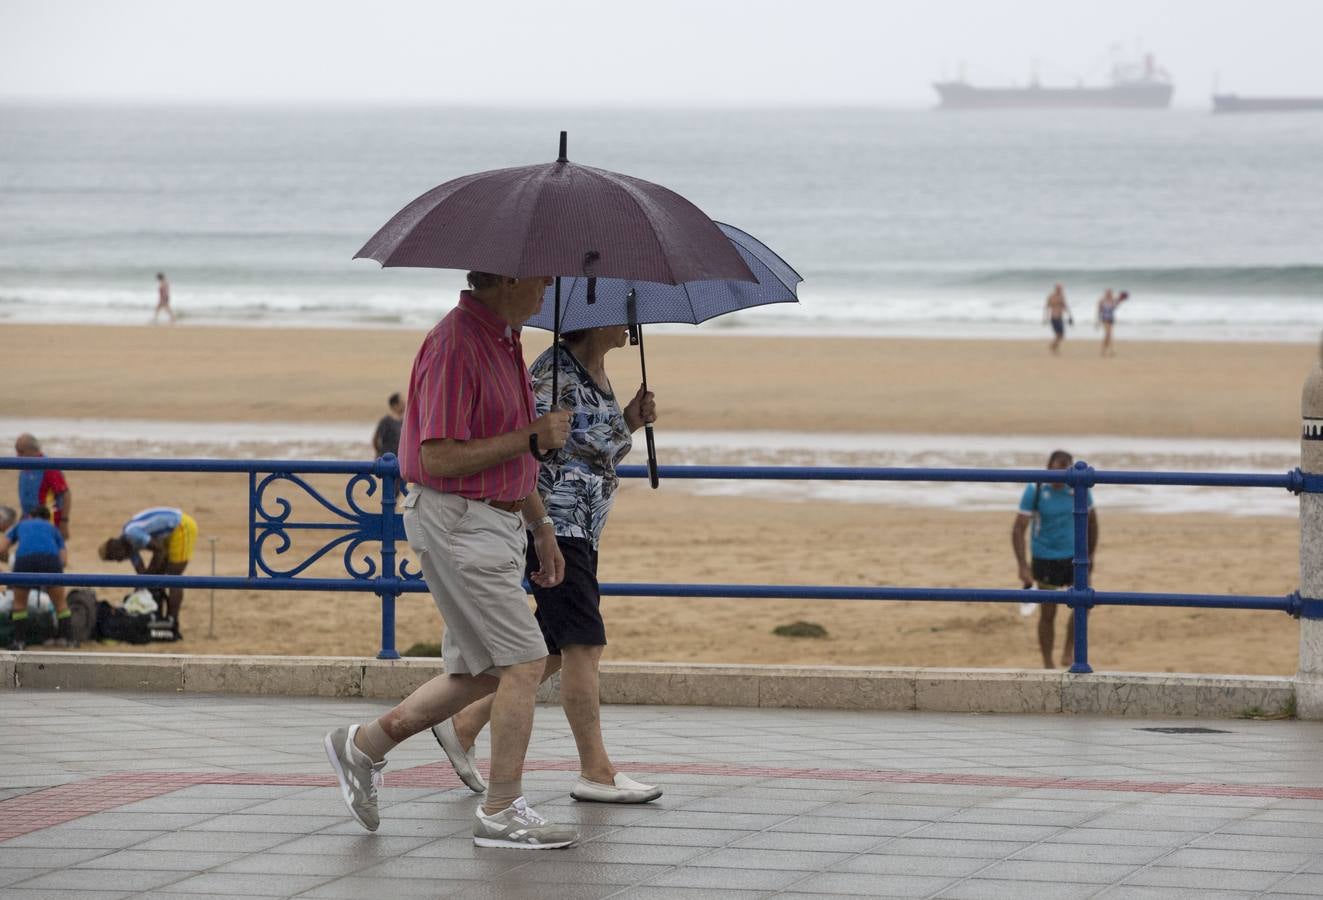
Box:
[934,54,1173,110]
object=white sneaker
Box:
[323,724,386,832]
[431,719,486,793]
[473,797,577,849]
[571,773,662,804]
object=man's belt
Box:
[481,497,526,514]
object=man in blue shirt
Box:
[1011,450,1099,669]
[1,505,73,650]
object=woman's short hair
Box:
[1047,449,1073,468]
[560,329,591,345]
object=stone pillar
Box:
[1296,337,1323,718]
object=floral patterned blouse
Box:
[531,345,633,549]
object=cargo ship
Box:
[934,55,1173,110]
[1212,94,1323,113]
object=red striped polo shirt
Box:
[398,292,539,501]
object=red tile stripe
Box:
[4,759,1321,843]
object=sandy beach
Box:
[2,323,1312,675]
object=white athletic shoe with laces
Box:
[473,796,578,849]
[324,724,386,832]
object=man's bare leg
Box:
[483,656,547,814]
[360,672,499,759]
[1037,602,1056,669]
[449,655,557,750]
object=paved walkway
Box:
[2,690,1323,899]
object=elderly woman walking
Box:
[432,325,662,804]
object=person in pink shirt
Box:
[324,271,579,849]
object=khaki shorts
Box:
[402,486,547,676]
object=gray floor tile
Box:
[975,858,1140,883]
[10,868,187,893]
[1095,888,1258,900]
[835,854,992,877]
[645,866,815,891]
[298,877,488,899]
[1122,865,1288,891]
[610,888,770,900]
[787,871,958,897]
[936,878,1100,900]
[675,847,853,871]
[491,860,672,886]
[143,872,332,895]
[1267,872,1323,895]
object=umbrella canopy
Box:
[523,222,801,332]
[354,137,756,287]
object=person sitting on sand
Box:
[1043,283,1073,354]
[98,507,197,639]
[1,506,74,650]
[1011,450,1099,669]
[1096,289,1129,357]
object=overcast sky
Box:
[4,0,1321,107]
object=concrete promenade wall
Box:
[0,652,1296,719]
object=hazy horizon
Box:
[5,0,1322,108]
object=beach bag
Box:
[66,589,98,643]
[94,600,152,644]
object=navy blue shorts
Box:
[1051,317,1065,337]
[1032,557,1073,589]
[13,553,62,574]
[525,535,606,655]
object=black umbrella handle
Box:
[643,423,659,489]
[630,315,660,490]
[529,434,555,462]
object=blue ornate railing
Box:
[2,455,1315,670]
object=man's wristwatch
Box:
[528,515,554,532]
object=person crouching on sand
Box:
[1,506,74,650]
[99,507,197,639]
[1011,450,1099,669]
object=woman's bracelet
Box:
[528,515,554,532]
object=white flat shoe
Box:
[570,773,662,804]
[431,719,486,794]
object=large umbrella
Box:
[524,222,802,487]
[355,132,756,460]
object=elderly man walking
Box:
[324,271,577,849]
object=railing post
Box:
[376,453,401,661]
[1069,460,1094,674]
[1296,341,1323,717]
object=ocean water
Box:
[1,104,1321,340]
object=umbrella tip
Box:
[558,130,567,162]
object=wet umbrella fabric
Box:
[523,222,802,488]
[524,222,801,331]
[353,154,755,287]
[354,133,757,462]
